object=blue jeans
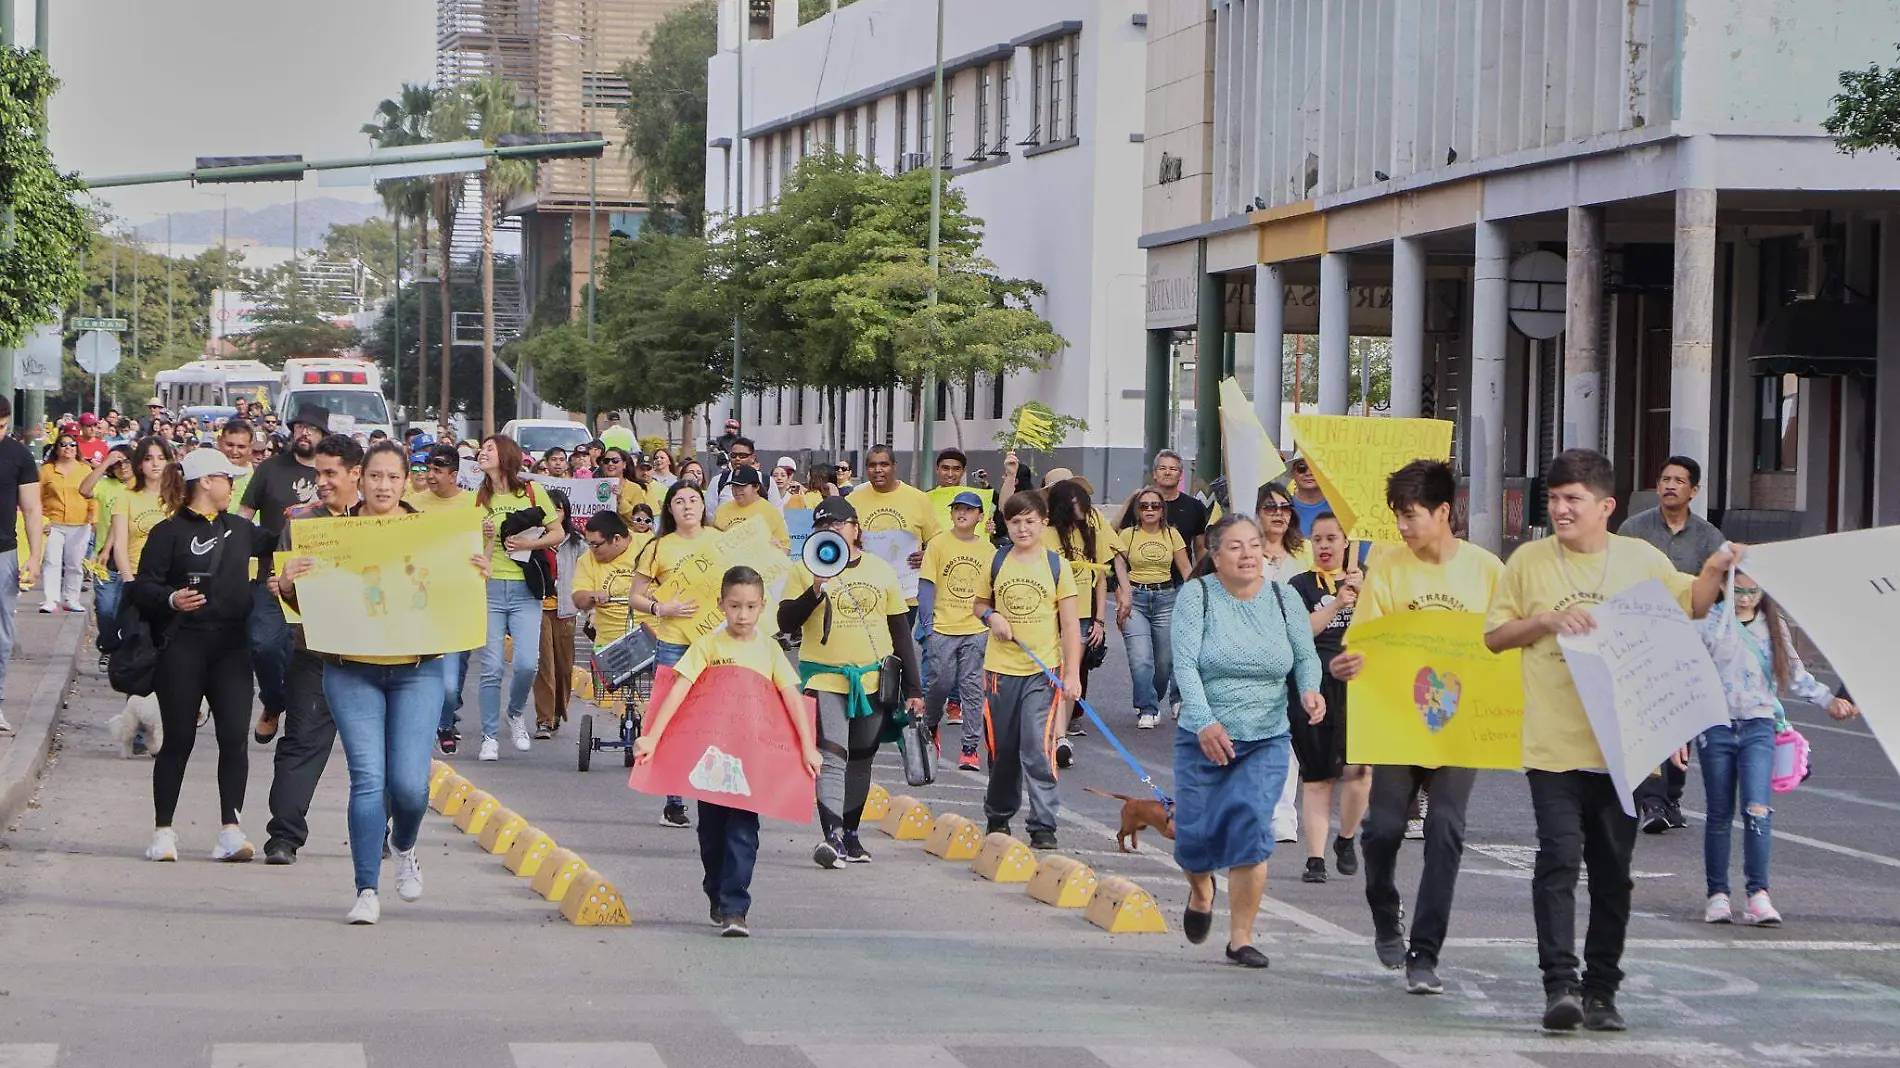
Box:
[95,571,125,654]
[656,640,687,808]
[480,579,542,738]
[437,650,472,732]
[1122,585,1178,716]
[323,659,446,893]
[249,583,294,715]
[1697,717,1776,896]
[698,801,759,917]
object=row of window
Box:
[750,374,1008,429]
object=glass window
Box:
[998,60,1011,148]
[867,101,879,169]
[895,91,908,169]
[1049,40,1065,142]
[825,114,837,151]
[779,131,792,184]
[1029,45,1044,144]
[918,88,931,156]
[1067,35,1080,141]
[943,77,954,164]
[976,66,991,158]
[798,124,809,158]
[845,108,859,158]
[1755,372,1801,473]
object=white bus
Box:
[154,360,282,412]
[278,357,393,440]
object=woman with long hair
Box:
[1254,482,1312,583]
[475,434,567,760]
[1044,479,1119,765]
[1115,485,1192,730]
[531,488,585,739]
[81,444,134,664]
[108,437,178,584]
[1286,513,1371,883]
[38,433,92,614]
[678,458,705,486]
[649,449,679,490]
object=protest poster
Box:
[455,459,483,491]
[1218,377,1287,508]
[527,475,621,530]
[1286,415,1453,542]
[271,551,301,624]
[927,484,993,540]
[861,528,921,599]
[1744,528,1900,772]
[627,664,817,823]
[784,508,814,560]
[1345,612,1524,769]
[285,509,486,656]
[1557,579,1730,816]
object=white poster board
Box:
[528,475,621,528]
[1557,579,1730,816]
[860,529,921,600]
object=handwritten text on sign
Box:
[1286,415,1453,543]
[1345,611,1524,769]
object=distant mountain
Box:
[136,197,383,248]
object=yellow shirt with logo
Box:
[713,496,790,549]
[633,530,725,646]
[573,544,645,646]
[482,487,544,581]
[1121,525,1186,586]
[847,481,940,543]
[1484,535,1693,773]
[921,531,993,637]
[616,479,652,524]
[782,554,907,696]
[1042,521,1119,616]
[1351,541,1506,625]
[976,547,1079,676]
[673,627,800,690]
[115,488,170,571]
[404,489,478,513]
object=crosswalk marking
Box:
[0,1046,56,1068]
[1090,1047,1254,1068]
[510,1043,667,1068]
[799,1046,967,1068]
[1375,1054,1545,1068]
[211,1044,367,1068]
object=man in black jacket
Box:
[240,405,326,745]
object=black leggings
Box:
[152,628,255,827]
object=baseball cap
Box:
[79,413,98,426]
[775,455,797,472]
[729,465,763,488]
[812,496,857,526]
[950,490,984,510]
[181,448,245,482]
[724,418,741,430]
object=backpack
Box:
[505,482,559,600]
[107,600,165,697]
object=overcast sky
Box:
[45,0,436,235]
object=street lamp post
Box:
[914,0,946,486]
[730,4,747,434]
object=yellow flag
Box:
[1014,406,1058,450]
[1344,611,1523,769]
[1217,377,1287,508]
[287,509,486,656]
[1286,414,1453,542]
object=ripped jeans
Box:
[1696,717,1776,897]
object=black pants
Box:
[264,651,335,852]
[151,627,254,827]
[697,801,760,918]
[1362,765,1477,965]
[1633,759,1686,809]
[1527,770,1638,996]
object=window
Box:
[582,71,630,109]
[867,101,879,169]
[1048,41,1065,142]
[1755,373,1801,473]
[975,66,991,160]
[798,124,809,159]
[907,385,920,422]
[774,387,784,425]
[1027,46,1044,144]
[917,88,930,155]
[793,387,805,426]
[963,372,976,421]
[997,61,1010,150]
[942,77,955,165]
[844,107,859,159]
[1066,35,1079,141]
[1026,34,1080,149]
[825,114,837,151]
[762,138,775,201]
[990,374,1006,420]
[779,131,792,185]
[895,91,909,170]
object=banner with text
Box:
[287,509,486,656]
[1286,415,1454,542]
[861,529,921,599]
[627,664,817,823]
[1345,611,1524,769]
[528,475,621,530]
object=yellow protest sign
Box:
[272,552,302,624]
[654,521,793,641]
[1287,415,1453,542]
[1344,611,1523,770]
[286,509,485,656]
[1217,377,1286,505]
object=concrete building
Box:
[704,0,1151,494]
[1141,0,1900,551]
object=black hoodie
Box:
[130,509,273,631]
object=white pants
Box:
[1273,747,1302,841]
[40,524,88,610]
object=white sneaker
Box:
[478,736,499,761]
[0,709,12,734]
[1704,892,1732,924]
[1744,890,1782,927]
[1136,712,1159,730]
[210,825,254,862]
[37,603,54,614]
[394,848,423,902]
[145,827,178,862]
[346,888,380,925]
[509,714,531,752]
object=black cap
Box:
[812,496,857,526]
[289,404,330,433]
[729,465,763,488]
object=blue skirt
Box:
[1172,728,1291,873]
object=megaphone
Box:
[803,529,850,579]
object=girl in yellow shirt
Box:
[1114,486,1192,729]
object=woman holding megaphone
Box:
[778,496,924,869]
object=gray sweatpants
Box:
[813,690,888,836]
[983,671,1061,833]
[924,631,987,755]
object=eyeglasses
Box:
[602,457,625,465]
[1733,585,1762,597]
[630,516,654,526]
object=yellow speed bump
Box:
[1085,875,1168,933]
[452,790,499,834]
[877,795,934,840]
[922,814,984,861]
[970,833,1037,883]
[531,848,589,902]
[432,776,473,815]
[477,809,527,854]
[1027,854,1099,908]
[428,762,455,800]
[559,869,632,926]
[504,828,556,877]
[862,783,891,822]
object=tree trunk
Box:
[947,381,965,450]
[415,215,429,423]
[438,204,454,429]
[480,180,496,437]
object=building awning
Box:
[1748,298,1878,378]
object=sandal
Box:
[253,710,281,745]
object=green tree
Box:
[619,1,717,234]
[798,0,863,26]
[320,219,398,301]
[1826,45,1900,154]
[1,48,87,348]
[462,74,542,435]
[362,83,439,413]
[993,400,1086,453]
[362,273,510,420]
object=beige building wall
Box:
[1141,0,1212,236]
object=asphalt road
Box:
[3,626,1899,1067]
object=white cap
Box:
[775,455,797,471]
[180,448,245,482]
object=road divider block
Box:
[452,790,499,834]
[559,869,632,926]
[862,783,891,822]
[477,809,526,854]
[428,761,454,800]
[1085,876,1168,933]
[1027,855,1099,908]
[923,814,984,860]
[431,776,473,815]
[971,833,1038,883]
[531,848,589,902]
[877,795,934,840]
[504,828,556,877]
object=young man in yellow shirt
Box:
[711,465,789,550]
[1330,460,1505,997]
[846,443,938,607]
[571,511,645,647]
[1483,449,1735,1034]
[919,491,993,771]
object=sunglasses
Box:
[1733,585,1762,597]
[730,453,754,461]
[602,457,625,465]
[1260,502,1292,513]
[630,515,654,525]
[1138,501,1164,510]
[1291,463,1310,474]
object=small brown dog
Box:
[1084,788,1175,852]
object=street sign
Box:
[75,330,122,375]
[15,324,63,391]
[67,316,128,332]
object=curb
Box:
[0,612,90,835]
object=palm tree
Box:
[461,74,541,436]
[427,88,470,426]
[362,83,436,420]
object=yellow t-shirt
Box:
[674,627,800,690]
[976,546,1079,676]
[713,496,790,549]
[1351,541,1506,625]
[405,488,478,513]
[1484,535,1695,772]
[116,488,170,571]
[616,479,652,524]
[1121,525,1187,585]
[783,490,818,511]
[921,531,993,637]
[782,554,907,696]
[482,487,544,582]
[92,478,125,550]
[1042,522,1119,616]
[633,530,725,646]
[572,544,644,646]
[848,481,940,543]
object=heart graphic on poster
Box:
[1412,667,1463,733]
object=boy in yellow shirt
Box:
[919,491,992,771]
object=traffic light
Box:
[495,133,607,161]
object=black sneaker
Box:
[1334,835,1359,876]
[1640,800,1670,835]
[1405,955,1444,995]
[720,914,750,938]
[1373,922,1407,969]
[661,804,691,828]
[1028,829,1058,850]
[1582,992,1626,1032]
[436,729,458,756]
[709,905,725,927]
[1663,801,1688,829]
[840,831,872,864]
[263,842,297,866]
[986,818,1010,836]
[813,835,843,869]
[1054,739,1074,769]
[1301,857,1327,883]
[1541,989,1584,1032]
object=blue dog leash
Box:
[1012,639,1174,808]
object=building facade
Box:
[1143,0,1900,551]
[704,0,1151,495]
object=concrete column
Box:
[1252,262,1285,448]
[1144,328,1172,463]
[1877,213,1900,525]
[1669,188,1717,516]
[1196,265,1226,483]
[1318,252,1351,414]
[1389,237,1426,419]
[1469,219,1510,554]
[1563,204,1605,450]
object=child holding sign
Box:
[635,566,823,938]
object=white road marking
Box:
[800,1045,967,1068]
[1090,1047,1254,1068]
[1375,1054,1544,1068]
[0,1047,56,1068]
[1679,806,1900,871]
[211,1045,367,1068]
[1787,717,1875,740]
[1789,785,1900,814]
[511,1043,666,1068]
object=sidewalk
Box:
[0,606,89,835]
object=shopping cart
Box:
[579,624,659,772]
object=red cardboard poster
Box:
[627,664,818,824]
